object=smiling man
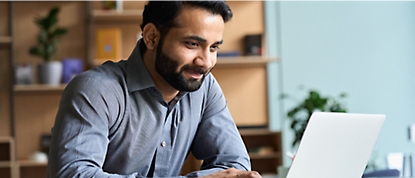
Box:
[47,1,261,178]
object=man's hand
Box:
[201,168,262,178]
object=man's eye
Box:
[210,45,220,52]
[185,42,198,48]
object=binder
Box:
[95,28,122,61]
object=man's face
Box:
[155,7,225,92]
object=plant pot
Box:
[38,61,63,85]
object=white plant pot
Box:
[38,61,63,85]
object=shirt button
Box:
[161,141,166,147]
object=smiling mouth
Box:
[185,69,204,80]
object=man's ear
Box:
[142,23,160,50]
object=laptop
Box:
[286,112,386,178]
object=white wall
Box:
[265,1,415,168]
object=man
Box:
[47,1,261,178]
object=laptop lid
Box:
[286,112,386,178]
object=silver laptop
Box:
[286,112,386,178]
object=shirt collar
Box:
[126,40,189,99]
[126,40,156,93]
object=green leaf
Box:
[29,47,42,56]
[53,28,67,36]
[38,31,48,45]
[290,120,298,129]
[283,86,349,148]
[287,107,300,117]
[29,7,67,62]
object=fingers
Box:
[222,168,262,178]
[200,168,262,178]
[235,170,261,178]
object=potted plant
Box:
[29,7,67,85]
[281,87,348,147]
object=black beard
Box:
[155,44,208,92]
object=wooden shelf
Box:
[14,84,66,92]
[0,137,13,143]
[239,130,282,174]
[0,161,12,168]
[239,128,275,136]
[17,160,47,167]
[91,56,278,68]
[92,9,143,21]
[0,36,12,44]
[0,137,14,169]
[216,56,278,68]
[249,152,281,159]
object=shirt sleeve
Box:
[47,74,141,178]
[184,75,251,177]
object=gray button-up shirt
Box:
[47,42,251,178]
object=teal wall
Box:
[265,1,415,167]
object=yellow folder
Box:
[95,28,122,61]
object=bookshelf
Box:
[180,129,283,175]
[87,1,278,128]
[239,129,282,174]
[1,1,282,177]
[3,2,87,178]
[13,84,66,92]
[87,1,145,67]
[0,36,12,44]
[87,1,281,174]
[0,137,17,178]
[0,3,16,178]
[216,57,278,68]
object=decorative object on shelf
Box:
[244,34,262,56]
[101,0,123,11]
[101,0,116,10]
[29,6,68,85]
[62,58,83,84]
[14,63,34,85]
[29,151,48,163]
[217,51,240,58]
[38,61,63,85]
[95,28,122,61]
[281,86,348,147]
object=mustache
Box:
[182,65,213,75]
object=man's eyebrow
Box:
[214,40,223,45]
[185,36,207,42]
[185,36,223,45]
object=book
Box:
[95,28,122,61]
[62,58,83,84]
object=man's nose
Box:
[194,49,215,69]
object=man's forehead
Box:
[174,6,224,27]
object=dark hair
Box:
[139,1,233,52]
